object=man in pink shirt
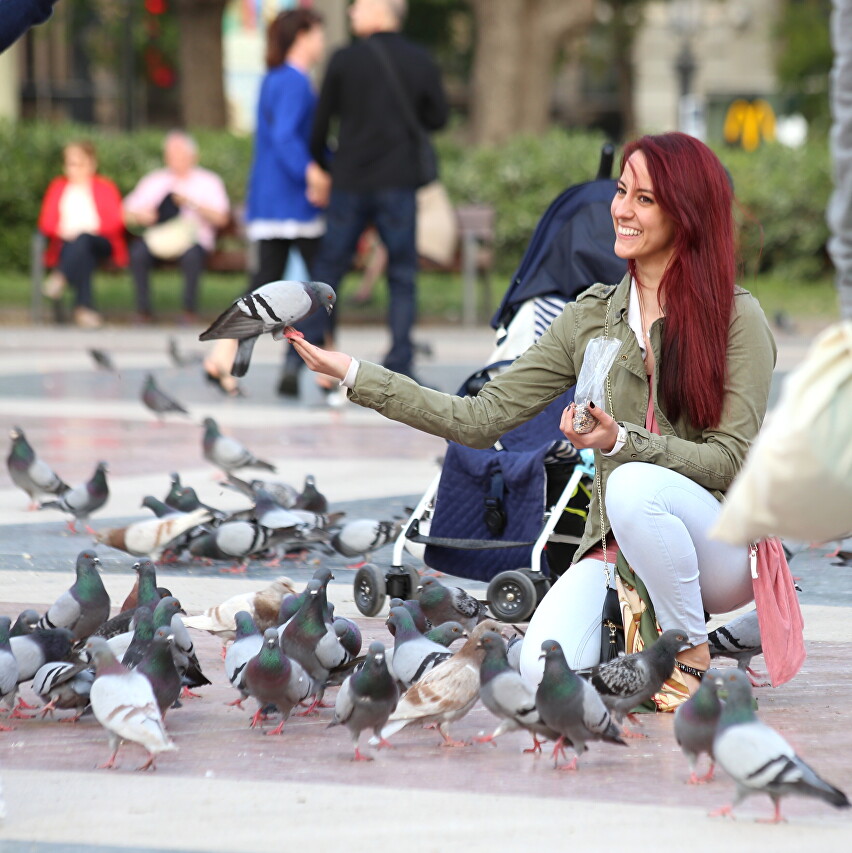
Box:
[123,131,230,323]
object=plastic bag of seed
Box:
[573,337,622,433]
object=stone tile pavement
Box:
[1,320,850,851]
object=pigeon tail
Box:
[231,337,258,378]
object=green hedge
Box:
[0,121,832,281]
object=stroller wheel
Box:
[487,570,538,623]
[353,563,387,617]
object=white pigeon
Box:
[199,279,336,377]
[202,417,276,474]
[85,637,176,771]
[94,507,211,560]
[182,577,297,641]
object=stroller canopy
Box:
[492,178,628,331]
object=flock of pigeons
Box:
[0,549,849,824]
[6,416,403,571]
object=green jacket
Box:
[349,274,777,563]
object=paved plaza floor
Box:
[0,320,850,851]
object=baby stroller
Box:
[352,144,628,622]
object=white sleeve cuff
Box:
[601,424,627,457]
[340,357,360,389]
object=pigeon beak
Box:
[538,652,546,661]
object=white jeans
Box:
[519,462,753,686]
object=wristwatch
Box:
[603,422,628,457]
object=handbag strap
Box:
[596,296,615,588]
[366,38,427,144]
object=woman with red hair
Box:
[288,132,776,695]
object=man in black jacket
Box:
[283,0,447,392]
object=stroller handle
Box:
[596,143,616,180]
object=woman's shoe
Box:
[203,364,243,397]
[73,307,103,329]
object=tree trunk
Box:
[173,0,228,129]
[468,0,597,145]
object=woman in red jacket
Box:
[38,140,128,328]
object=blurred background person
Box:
[298,0,448,385]
[123,130,230,326]
[244,6,328,398]
[38,139,127,329]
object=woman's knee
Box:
[604,462,657,527]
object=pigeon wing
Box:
[388,659,479,723]
[199,302,265,342]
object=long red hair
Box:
[621,133,735,431]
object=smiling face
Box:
[611,150,676,275]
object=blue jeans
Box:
[299,186,418,375]
[58,233,112,309]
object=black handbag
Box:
[600,585,625,663]
[367,39,438,187]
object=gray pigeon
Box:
[93,560,160,641]
[710,668,850,822]
[294,474,327,513]
[673,666,724,784]
[10,610,39,638]
[32,660,94,721]
[506,635,523,672]
[199,279,336,377]
[202,417,276,474]
[7,425,69,508]
[0,618,20,729]
[417,577,487,633]
[37,550,111,642]
[385,606,452,689]
[136,627,183,717]
[474,630,558,752]
[578,628,689,731]
[388,598,431,634]
[141,373,190,419]
[536,639,626,770]
[89,348,117,372]
[152,597,210,694]
[330,518,403,565]
[167,336,203,367]
[224,611,263,708]
[424,621,467,648]
[85,637,176,770]
[39,461,110,533]
[245,628,313,735]
[225,472,299,509]
[188,520,274,567]
[708,610,768,687]
[120,606,156,669]
[11,627,75,685]
[329,641,399,761]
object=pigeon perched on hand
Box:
[245,628,313,735]
[708,610,768,687]
[330,641,399,761]
[417,577,487,634]
[7,425,69,509]
[710,668,850,822]
[39,462,109,534]
[85,637,176,770]
[385,605,452,689]
[474,630,558,752]
[224,611,264,708]
[199,279,336,377]
[32,660,94,721]
[182,577,296,641]
[379,619,501,747]
[202,417,276,474]
[141,373,190,420]
[536,639,626,770]
[577,628,689,731]
[37,550,111,641]
[674,666,724,784]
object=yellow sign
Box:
[723,99,776,151]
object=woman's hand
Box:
[560,401,619,453]
[285,329,352,381]
[306,162,331,208]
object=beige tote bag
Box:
[712,321,852,545]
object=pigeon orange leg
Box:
[136,754,158,771]
[557,755,579,772]
[9,706,35,720]
[265,720,286,736]
[696,763,715,783]
[283,327,305,340]
[620,713,647,739]
[181,687,202,699]
[226,697,246,708]
[15,696,39,711]
[0,721,14,732]
[472,732,497,745]
[353,747,373,761]
[97,749,120,770]
[746,667,771,688]
[221,562,248,574]
[66,520,78,534]
[346,560,367,570]
[523,734,545,754]
[756,801,785,824]
[59,712,83,724]
[708,804,734,819]
[249,708,268,728]
[376,737,395,750]
[437,723,466,747]
[39,699,57,718]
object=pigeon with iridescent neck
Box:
[7,425,69,509]
[39,461,109,533]
[674,666,724,784]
